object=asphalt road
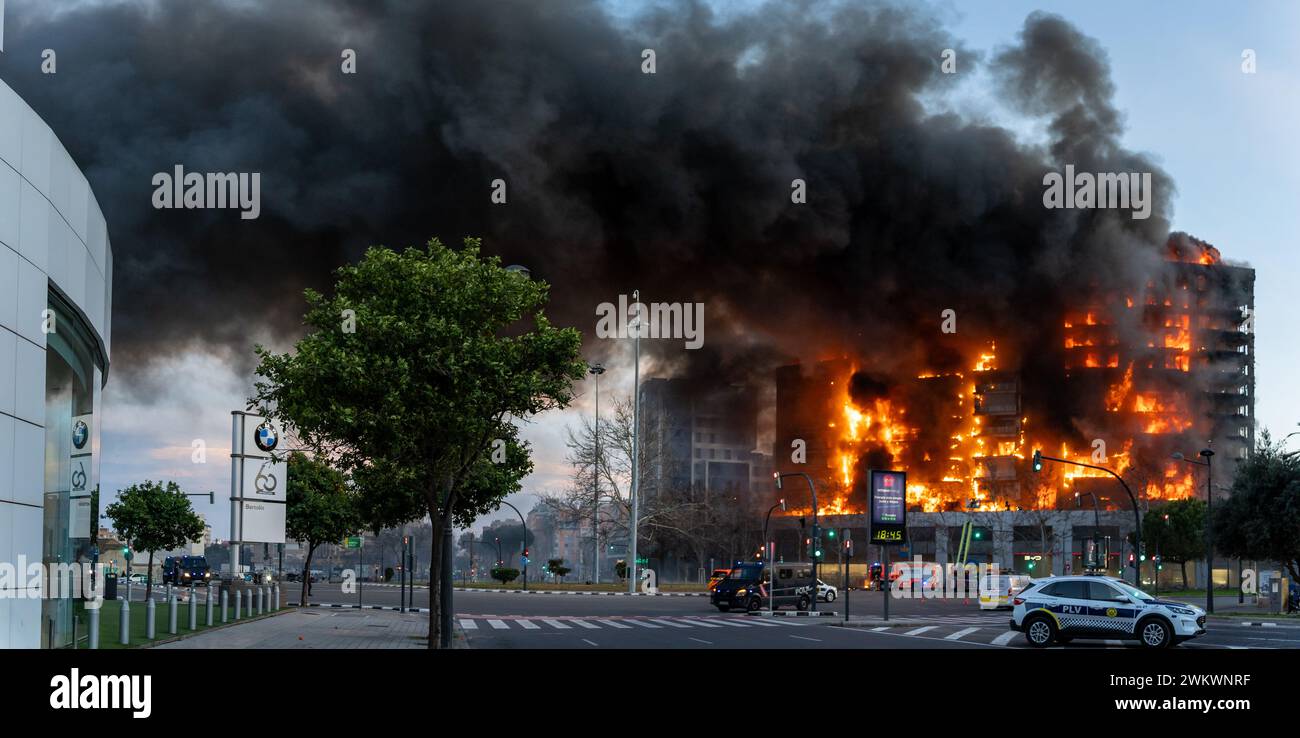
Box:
[289,584,1300,650]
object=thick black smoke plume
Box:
[0,1,1175,404]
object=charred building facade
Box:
[767,234,1254,584]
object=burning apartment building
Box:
[768,233,1254,585]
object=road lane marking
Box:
[678,618,722,628]
[582,639,599,647]
[872,626,891,632]
[991,631,1018,645]
[488,619,509,630]
[904,626,937,636]
[699,618,751,627]
[597,619,632,629]
[517,619,540,629]
[542,619,572,629]
[740,618,783,627]
[688,637,713,645]
[459,619,478,630]
[646,619,692,628]
[626,619,663,628]
[946,627,980,640]
[789,635,821,642]
[572,619,601,629]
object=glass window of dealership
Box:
[0,78,114,648]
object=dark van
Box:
[162,555,212,586]
[710,562,816,612]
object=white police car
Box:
[1009,575,1206,648]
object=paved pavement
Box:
[152,608,433,649]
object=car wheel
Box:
[796,595,810,611]
[747,596,762,612]
[716,605,730,613]
[1023,616,1056,648]
[825,590,836,602]
[1138,618,1172,648]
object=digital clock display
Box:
[869,469,907,546]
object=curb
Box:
[289,602,430,614]
[453,588,708,597]
[1232,621,1300,629]
[748,610,837,617]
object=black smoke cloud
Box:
[0,0,1174,403]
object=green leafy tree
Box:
[1214,433,1300,583]
[286,452,361,604]
[104,481,205,600]
[614,559,628,581]
[545,558,571,583]
[490,567,520,585]
[253,238,585,647]
[1144,498,1205,589]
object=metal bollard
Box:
[146,597,156,640]
[88,607,100,649]
[189,585,198,630]
[235,589,242,620]
[119,600,131,645]
[221,588,228,623]
[273,584,279,611]
[168,594,178,634]
[256,586,264,615]
[207,585,215,626]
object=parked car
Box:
[798,579,838,602]
[978,573,1035,610]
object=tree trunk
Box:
[301,544,316,605]
[146,551,154,601]
[1180,561,1188,590]
[428,512,445,649]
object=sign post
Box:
[229,412,288,582]
[869,470,907,622]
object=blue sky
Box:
[96,1,1300,537]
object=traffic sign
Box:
[344,536,362,549]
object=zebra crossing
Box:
[457,614,817,632]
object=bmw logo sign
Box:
[254,422,279,452]
[72,420,89,450]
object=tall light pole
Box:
[1173,446,1215,613]
[589,363,605,584]
[497,500,529,591]
[627,291,642,595]
[774,472,819,611]
[762,499,786,615]
[1032,450,1141,586]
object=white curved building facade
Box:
[0,79,113,648]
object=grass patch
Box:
[69,596,284,649]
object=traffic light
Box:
[827,529,836,539]
[1026,560,1036,570]
[1031,449,1043,472]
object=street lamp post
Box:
[1172,447,1215,614]
[497,500,529,591]
[589,363,605,585]
[762,499,786,615]
[628,291,642,595]
[1033,451,1141,586]
[774,472,819,611]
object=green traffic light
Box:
[827,530,836,538]
[1031,450,1043,472]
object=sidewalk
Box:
[151,607,468,649]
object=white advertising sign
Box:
[231,412,287,544]
[69,413,93,536]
